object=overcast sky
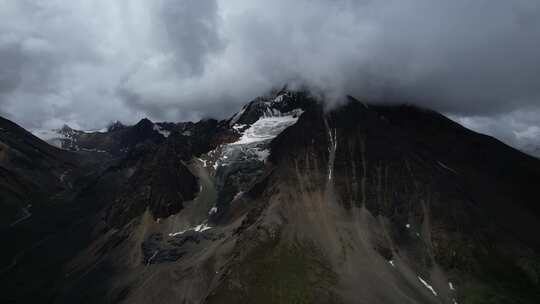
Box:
[1,0,540,153]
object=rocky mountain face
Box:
[1,90,540,304]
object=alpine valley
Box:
[1,89,540,304]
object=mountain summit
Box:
[2,90,540,304]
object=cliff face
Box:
[2,91,540,304]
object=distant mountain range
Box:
[1,89,540,303]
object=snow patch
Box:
[406,223,411,229]
[449,282,455,291]
[197,158,207,167]
[10,204,32,227]
[213,160,220,171]
[206,109,303,179]
[388,260,395,267]
[209,207,218,215]
[146,250,159,265]
[273,93,286,103]
[232,124,248,131]
[418,276,438,296]
[82,128,108,134]
[194,223,212,232]
[229,105,247,126]
[209,111,302,171]
[232,191,244,202]
[437,161,457,174]
[327,128,337,181]
[80,148,107,153]
[168,222,212,237]
[262,107,282,117]
[231,114,302,145]
[59,170,69,183]
[168,229,189,237]
[254,148,270,162]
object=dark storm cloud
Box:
[0,0,539,151]
[160,0,224,76]
[359,1,540,116]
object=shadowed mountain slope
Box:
[1,91,540,304]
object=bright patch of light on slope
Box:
[209,207,218,215]
[449,282,455,290]
[418,276,438,296]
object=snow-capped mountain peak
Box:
[227,90,310,127]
